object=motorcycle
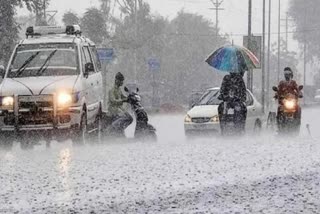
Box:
[218,97,246,136]
[272,85,303,134]
[101,87,157,141]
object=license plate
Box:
[19,95,52,102]
[194,124,208,129]
[228,109,234,115]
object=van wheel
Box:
[20,140,34,150]
[92,109,103,143]
[254,119,262,133]
[0,132,13,150]
[73,113,87,145]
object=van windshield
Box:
[8,43,79,78]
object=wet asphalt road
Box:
[1,106,320,213]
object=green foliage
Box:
[112,2,227,104]
[62,11,80,26]
[289,0,320,60]
[0,0,19,64]
[0,0,48,64]
[81,7,107,44]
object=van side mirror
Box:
[84,62,94,77]
[0,65,5,78]
[272,86,278,92]
[299,85,303,90]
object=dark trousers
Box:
[111,112,133,130]
[218,102,247,134]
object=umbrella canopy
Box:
[205,45,260,73]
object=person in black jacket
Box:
[218,70,247,135]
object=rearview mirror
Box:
[272,86,278,92]
[0,65,5,78]
[299,85,303,90]
[136,88,139,92]
[84,62,94,77]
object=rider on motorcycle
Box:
[276,67,301,127]
[107,72,133,134]
[218,70,247,134]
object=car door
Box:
[88,45,103,109]
[81,45,97,123]
[245,90,255,130]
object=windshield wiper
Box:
[36,49,58,76]
[14,51,40,77]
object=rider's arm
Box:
[240,77,247,103]
[293,81,300,96]
[109,89,124,106]
[220,75,230,101]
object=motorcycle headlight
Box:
[210,115,219,122]
[1,96,14,109]
[184,114,192,123]
[284,99,296,110]
[58,92,72,107]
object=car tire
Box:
[91,108,103,144]
[254,119,262,134]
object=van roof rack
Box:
[26,25,81,38]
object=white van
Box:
[0,25,103,148]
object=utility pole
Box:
[277,0,280,84]
[43,0,47,23]
[262,0,266,113]
[281,12,294,53]
[303,6,307,105]
[247,0,252,92]
[209,0,224,38]
[266,0,271,109]
[134,0,138,84]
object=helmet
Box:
[115,72,124,81]
[284,67,293,81]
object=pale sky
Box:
[18,0,314,83]
[19,0,293,48]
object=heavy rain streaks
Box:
[0,107,320,213]
[1,0,320,213]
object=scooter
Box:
[124,87,157,141]
[101,87,157,141]
[272,85,303,135]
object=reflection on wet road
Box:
[0,107,320,213]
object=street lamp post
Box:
[247,0,252,92]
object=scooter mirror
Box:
[299,85,303,90]
[136,88,139,92]
[272,86,278,92]
[124,87,129,92]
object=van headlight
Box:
[1,96,14,109]
[58,92,72,107]
[210,115,219,122]
[184,114,192,123]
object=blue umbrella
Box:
[205,45,260,73]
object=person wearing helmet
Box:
[277,67,299,99]
[218,68,247,135]
[107,72,133,135]
[276,67,302,128]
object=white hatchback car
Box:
[314,89,320,103]
[184,87,264,136]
